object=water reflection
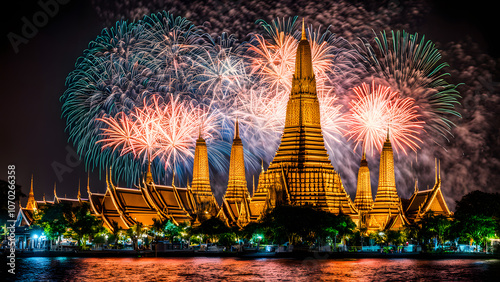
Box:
[12,257,500,281]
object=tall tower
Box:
[254,21,358,219]
[219,120,249,225]
[354,151,373,214]
[191,128,218,218]
[224,120,248,200]
[191,129,212,199]
[25,175,37,210]
[367,132,406,231]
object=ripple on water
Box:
[11,257,500,281]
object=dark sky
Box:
[1,0,499,208]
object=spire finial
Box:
[301,18,306,40]
[78,179,81,200]
[235,119,240,139]
[53,182,57,199]
[434,158,438,183]
[30,174,34,196]
[438,158,441,181]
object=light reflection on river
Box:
[12,257,500,281]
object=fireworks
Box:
[355,30,461,139]
[345,81,424,155]
[61,13,461,189]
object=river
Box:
[9,257,500,281]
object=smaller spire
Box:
[78,179,81,200]
[234,119,240,139]
[434,158,437,183]
[252,175,256,196]
[261,159,264,172]
[43,193,46,202]
[53,182,57,201]
[414,179,419,193]
[30,174,34,196]
[438,159,441,181]
[301,18,306,40]
[172,170,176,187]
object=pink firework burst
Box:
[345,81,424,155]
[98,95,220,168]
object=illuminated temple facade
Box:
[18,24,452,234]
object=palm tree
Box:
[109,220,122,248]
[126,222,145,250]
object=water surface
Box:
[11,257,500,281]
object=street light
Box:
[256,235,263,251]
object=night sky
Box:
[1,0,499,210]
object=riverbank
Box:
[10,250,499,260]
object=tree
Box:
[454,191,500,235]
[126,222,146,250]
[452,215,496,252]
[418,212,452,250]
[191,217,230,244]
[33,203,72,250]
[252,205,356,248]
[149,218,167,241]
[108,220,122,248]
[66,202,104,249]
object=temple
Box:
[365,133,408,232]
[16,22,453,242]
[218,120,251,226]
[354,150,373,229]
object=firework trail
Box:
[354,30,461,140]
[345,81,424,155]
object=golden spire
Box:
[26,174,37,210]
[78,179,81,200]
[192,127,211,198]
[438,158,441,181]
[294,21,314,79]
[29,174,34,196]
[146,160,153,184]
[234,118,240,139]
[368,125,403,230]
[224,119,248,200]
[301,18,306,40]
[354,149,373,213]
[435,158,437,184]
[53,182,57,200]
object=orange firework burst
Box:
[98,95,220,167]
[345,81,424,155]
